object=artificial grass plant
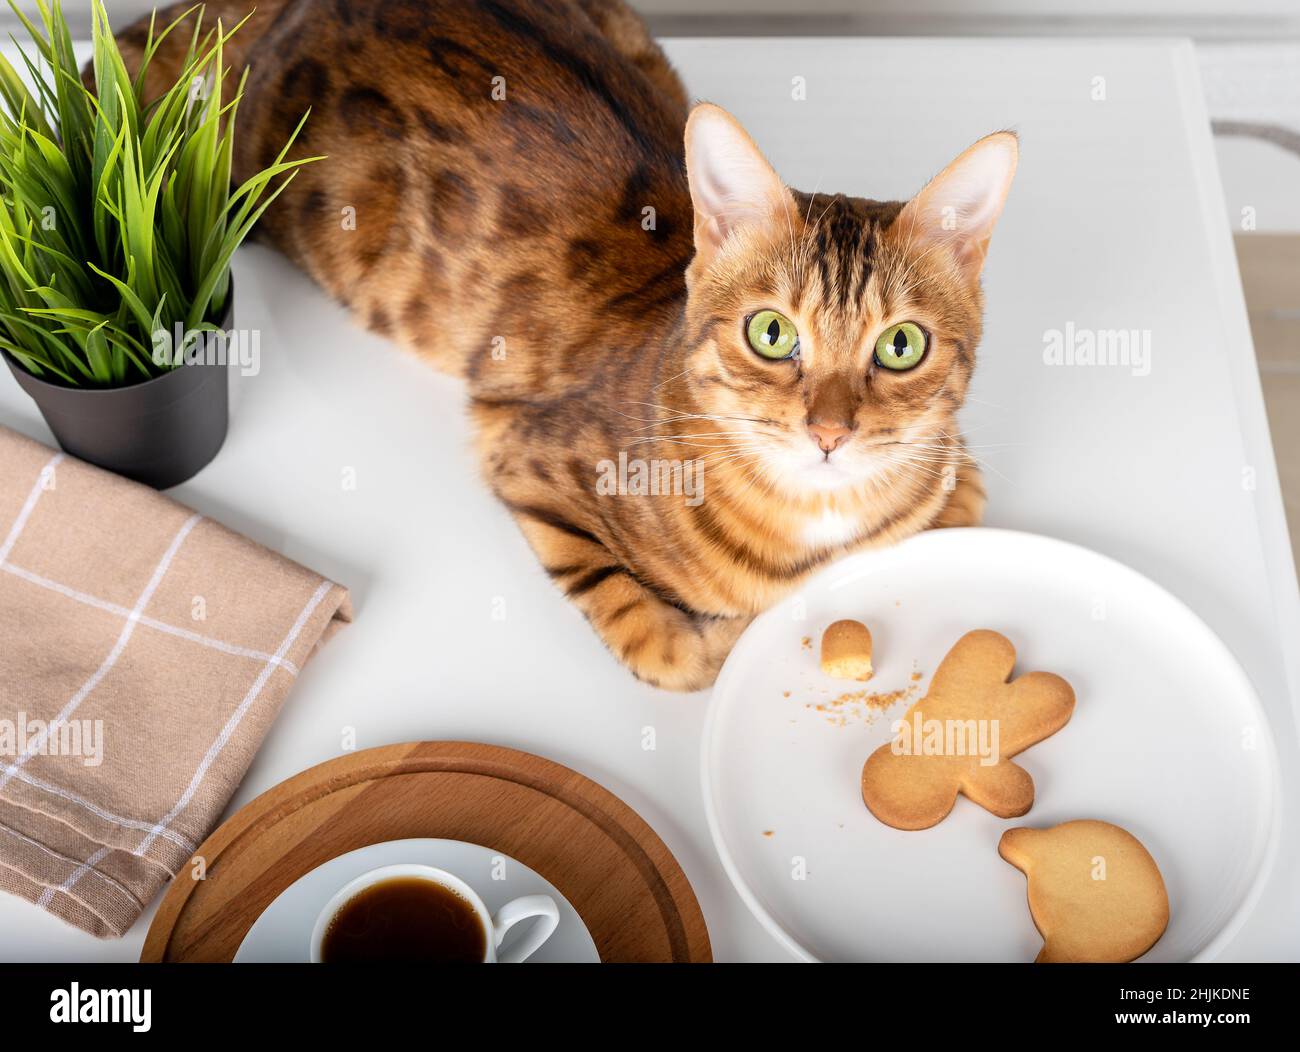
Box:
[0,0,318,386]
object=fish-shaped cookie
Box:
[999,819,1170,963]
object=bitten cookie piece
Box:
[998,819,1170,963]
[860,629,1074,830]
[820,620,874,681]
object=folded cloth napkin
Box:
[0,425,351,937]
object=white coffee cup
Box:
[309,864,559,963]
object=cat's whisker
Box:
[935,429,1024,470]
[621,440,764,451]
[693,444,770,460]
[879,448,959,469]
[626,438,770,453]
[962,395,1009,411]
[882,432,997,450]
[617,400,771,425]
[613,405,776,435]
[609,403,695,424]
[693,448,772,468]
[918,434,1016,487]
[877,450,962,465]
[801,171,827,238]
[622,420,778,439]
[807,190,839,242]
[612,400,705,419]
[650,366,695,392]
[623,430,765,442]
[877,453,954,484]
[906,441,1020,453]
[971,458,1016,487]
[900,442,984,467]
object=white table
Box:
[1,38,1297,962]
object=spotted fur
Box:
[111,0,1008,690]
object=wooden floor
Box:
[1238,234,1300,577]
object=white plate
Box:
[703,528,1280,962]
[234,838,599,963]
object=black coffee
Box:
[321,877,487,963]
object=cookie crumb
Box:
[800,636,812,650]
[809,677,922,727]
[762,830,774,838]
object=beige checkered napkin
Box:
[0,425,352,938]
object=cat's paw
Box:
[507,505,750,691]
[615,606,751,693]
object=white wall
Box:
[28,0,1300,34]
[636,0,1298,12]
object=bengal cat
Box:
[112,0,1017,690]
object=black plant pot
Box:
[1,301,232,490]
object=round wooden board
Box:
[141,741,711,962]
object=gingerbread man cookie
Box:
[860,629,1075,830]
[999,819,1170,963]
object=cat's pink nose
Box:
[808,422,853,454]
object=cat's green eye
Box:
[874,322,928,371]
[746,310,799,361]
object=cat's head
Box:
[677,104,1016,496]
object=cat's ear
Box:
[685,103,794,272]
[893,131,1018,281]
